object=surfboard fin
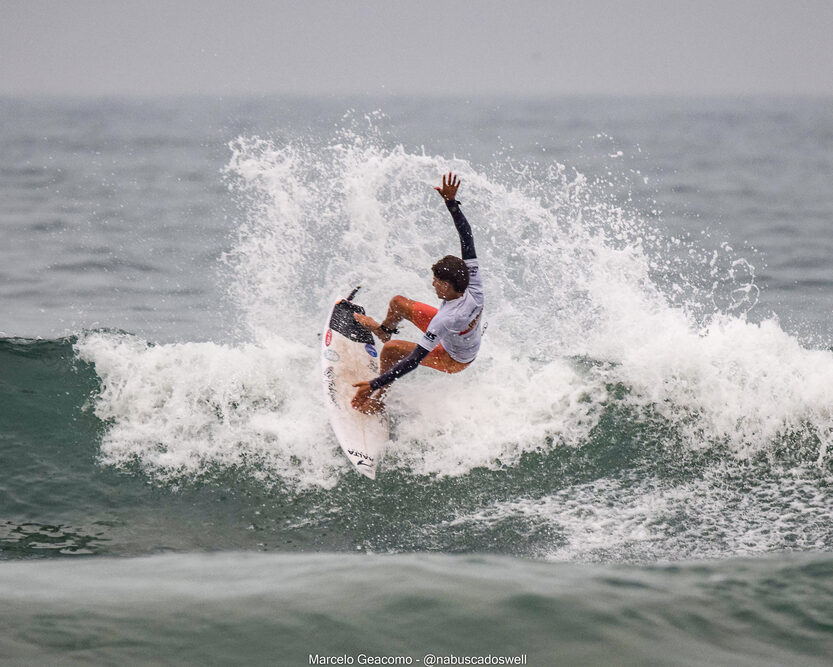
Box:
[346,286,361,302]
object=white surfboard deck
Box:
[321,290,389,479]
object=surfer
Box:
[351,172,484,413]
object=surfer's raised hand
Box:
[434,172,460,201]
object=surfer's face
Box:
[433,275,460,301]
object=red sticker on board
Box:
[325,329,332,346]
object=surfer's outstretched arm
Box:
[352,345,430,408]
[435,172,476,260]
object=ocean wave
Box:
[1,551,831,665]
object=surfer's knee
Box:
[379,340,412,367]
[389,294,410,313]
[381,339,408,356]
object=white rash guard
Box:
[418,257,484,363]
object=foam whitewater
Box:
[4,120,833,563]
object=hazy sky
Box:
[2,0,832,96]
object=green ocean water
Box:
[1,552,832,666]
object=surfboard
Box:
[321,288,389,479]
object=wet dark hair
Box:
[432,255,469,293]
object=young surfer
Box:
[351,172,484,413]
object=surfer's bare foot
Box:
[353,313,392,343]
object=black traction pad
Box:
[328,299,375,345]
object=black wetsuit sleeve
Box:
[369,345,431,391]
[446,200,477,260]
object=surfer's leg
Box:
[354,296,437,343]
[420,345,471,374]
[353,313,392,342]
[383,296,437,332]
[379,340,418,373]
[362,339,419,409]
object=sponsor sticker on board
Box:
[324,329,332,346]
[364,344,378,358]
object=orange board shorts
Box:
[404,299,470,374]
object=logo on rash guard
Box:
[424,331,437,342]
[325,329,332,346]
[460,309,482,335]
